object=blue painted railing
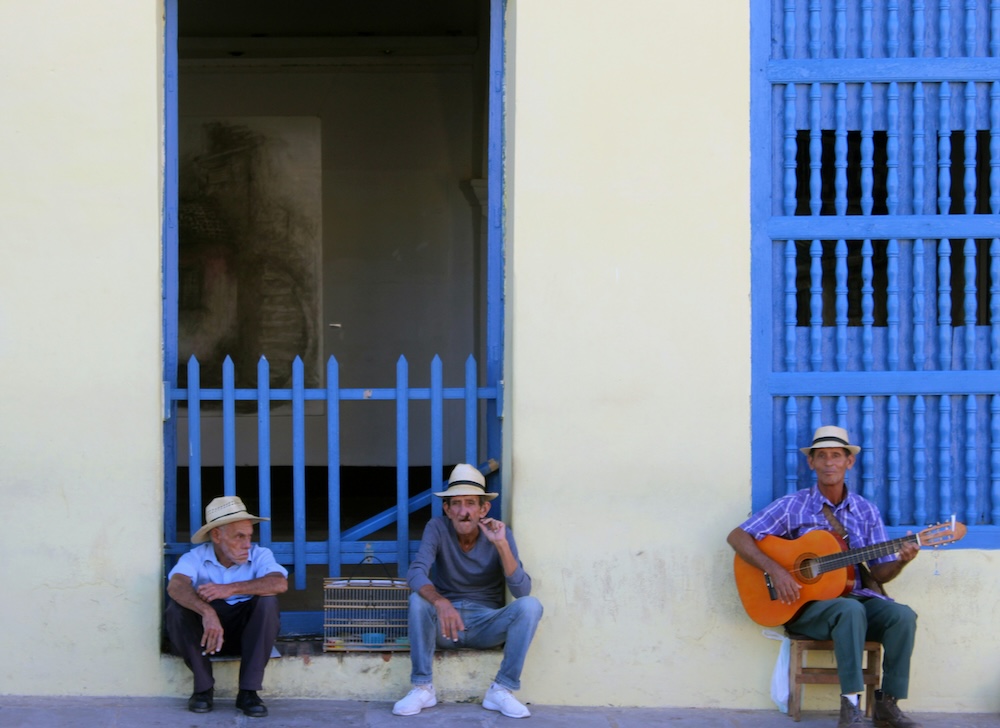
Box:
[164,354,500,591]
[752,0,1000,547]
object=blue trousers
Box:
[786,596,917,698]
[407,592,543,691]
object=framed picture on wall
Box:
[177,116,323,398]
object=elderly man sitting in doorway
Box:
[393,464,543,719]
[165,495,288,718]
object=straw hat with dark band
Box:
[191,495,269,543]
[433,463,498,500]
[799,425,861,456]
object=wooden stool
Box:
[786,634,881,721]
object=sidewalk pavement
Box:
[1,696,998,728]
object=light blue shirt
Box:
[168,543,288,605]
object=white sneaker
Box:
[392,684,437,716]
[482,682,531,718]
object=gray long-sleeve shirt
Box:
[406,516,532,608]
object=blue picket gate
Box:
[164,354,499,583]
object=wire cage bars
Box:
[323,578,411,652]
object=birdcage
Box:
[323,578,411,652]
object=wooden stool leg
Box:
[788,640,803,721]
[863,643,881,717]
[785,638,882,721]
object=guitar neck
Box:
[815,533,916,574]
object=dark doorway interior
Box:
[172,0,491,627]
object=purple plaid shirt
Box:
[738,485,896,600]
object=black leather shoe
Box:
[236,689,268,718]
[187,688,214,713]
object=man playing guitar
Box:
[727,426,921,728]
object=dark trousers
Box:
[165,595,280,692]
[786,596,917,699]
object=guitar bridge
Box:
[763,571,777,601]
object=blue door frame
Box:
[161,0,507,633]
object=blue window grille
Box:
[161,0,508,633]
[751,0,1000,547]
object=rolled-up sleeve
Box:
[738,502,787,540]
[167,549,201,582]
[250,546,288,578]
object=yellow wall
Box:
[0,0,998,714]
[506,0,756,707]
[0,0,166,694]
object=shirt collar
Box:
[809,484,853,511]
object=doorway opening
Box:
[164,0,503,631]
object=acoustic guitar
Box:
[733,520,966,626]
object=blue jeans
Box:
[407,592,543,691]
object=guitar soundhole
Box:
[794,554,821,584]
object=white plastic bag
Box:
[763,629,790,713]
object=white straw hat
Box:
[433,463,498,500]
[191,495,269,543]
[799,425,861,456]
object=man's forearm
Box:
[167,576,216,617]
[417,583,448,607]
[226,573,288,597]
[192,572,289,603]
[494,540,519,577]
[869,559,905,584]
[727,528,781,574]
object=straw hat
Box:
[433,463,498,500]
[799,425,861,456]
[191,495,269,543]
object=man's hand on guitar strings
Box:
[870,533,921,584]
[768,566,802,605]
[897,534,920,565]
